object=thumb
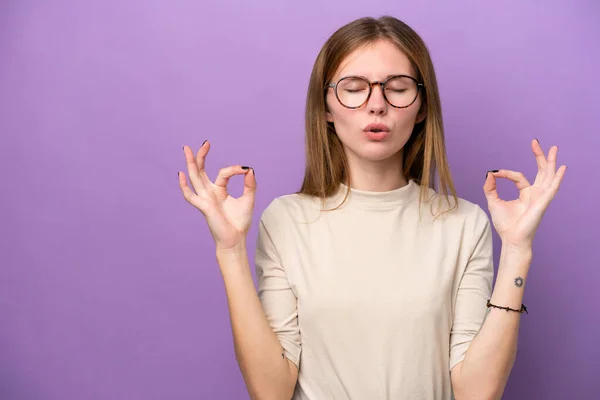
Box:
[242,167,257,198]
[483,170,500,204]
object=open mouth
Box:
[364,123,390,133]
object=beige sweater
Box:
[255,179,494,400]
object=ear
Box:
[326,111,334,122]
[415,104,427,124]
[325,96,334,122]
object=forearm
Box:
[454,245,532,400]
[217,242,297,400]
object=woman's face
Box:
[326,39,425,163]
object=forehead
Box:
[333,40,416,80]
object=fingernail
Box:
[202,140,207,146]
[535,138,539,143]
[241,166,250,170]
[252,168,256,178]
[486,169,499,179]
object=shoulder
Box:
[424,187,490,230]
[420,189,493,259]
[258,192,321,226]
[456,197,490,224]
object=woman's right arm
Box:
[177,141,297,400]
[217,243,298,400]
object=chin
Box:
[351,146,403,162]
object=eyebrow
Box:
[339,73,412,80]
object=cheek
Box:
[327,99,353,125]
[394,103,421,127]
[331,111,359,139]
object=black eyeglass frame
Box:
[325,74,425,109]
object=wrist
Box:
[499,242,532,272]
[216,240,248,259]
[501,241,533,257]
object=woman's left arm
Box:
[451,139,567,400]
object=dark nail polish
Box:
[486,169,499,179]
[241,166,250,170]
[202,140,207,146]
[535,138,539,143]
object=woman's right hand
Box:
[178,141,256,252]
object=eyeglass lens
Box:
[336,76,418,108]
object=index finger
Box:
[491,169,531,190]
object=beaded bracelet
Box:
[486,299,528,314]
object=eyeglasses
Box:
[325,75,425,109]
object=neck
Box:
[344,150,407,191]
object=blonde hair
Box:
[297,16,457,216]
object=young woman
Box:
[178,16,566,400]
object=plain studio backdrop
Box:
[1,0,599,399]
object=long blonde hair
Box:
[297,16,457,215]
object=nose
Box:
[366,83,387,115]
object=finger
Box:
[242,167,257,198]
[545,145,558,184]
[532,138,547,169]
[183,145,206,191]
[195,140,209,173]
[491,169,531,190]
[532,138,547,186]
[483,170,500,203]
[548,165,567,195]
[214,165,252,189]
[178,171,203,210]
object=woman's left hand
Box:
[483,139,567,249]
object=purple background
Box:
[1,1,599,399]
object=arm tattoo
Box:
[514,276,524,288]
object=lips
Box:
[363,123,390,133]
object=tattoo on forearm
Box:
[514,277,524,288]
